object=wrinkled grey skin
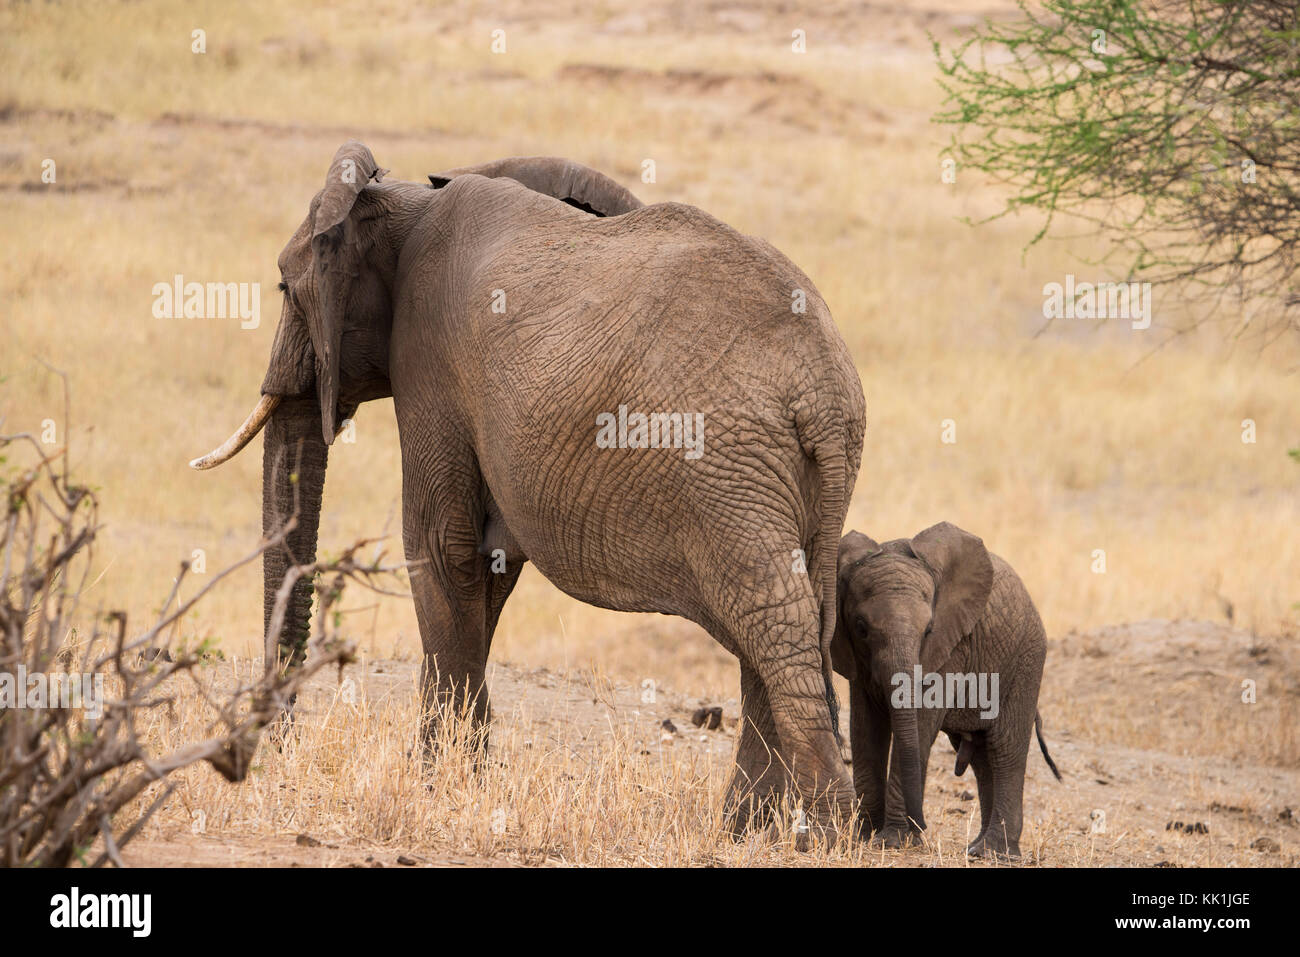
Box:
[831,522,1061,858]
[201,142,866,836]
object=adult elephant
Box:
[191,143,866,835]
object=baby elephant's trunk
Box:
[891,706,927,830]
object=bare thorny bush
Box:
[0,425,403,867]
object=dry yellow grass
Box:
[106,641,1295,867]
[1,0,1296,866]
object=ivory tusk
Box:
[189,394,282,470]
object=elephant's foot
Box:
[871,822,925,849]
[791,820,840,852]
[725,785,849,851]
[743,813,841,851]
[264,701,298,751]
[416,707,492,773]
[723,783,782,839]
[853,803,887,842]
[790,787,853,850]
[966,832,1021,861]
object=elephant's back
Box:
[978,553,1047,658]
[464,194,865,497]
[497,200,854,375]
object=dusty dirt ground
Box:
[122,618,1299,868]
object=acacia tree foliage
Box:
[934,0,1300,342]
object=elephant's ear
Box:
[910,522,993,675]
[309,141,388,445]
[830,531,880,680]
[428,156,644,217]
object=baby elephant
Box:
[831,521,1061,859]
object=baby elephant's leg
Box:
[965,736,993,850]
[968,721,1031,860]
[876,707,945,848]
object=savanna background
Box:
[1,0,1296,866]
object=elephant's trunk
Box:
[890,701,927,831]
[262,396,329,668]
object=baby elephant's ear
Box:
[831,531,879,680]
[910,522,993,675]
[829,613,856,681]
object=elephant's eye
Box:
[277,280,287,292]
[854,617,868,636]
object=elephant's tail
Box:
[794,401,855,751]
[1035,711,1063,781]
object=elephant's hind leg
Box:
[724,663,788,835]
[720,580,853,839]
[969,655,1041,860]
[968,728,1029,860]
[966,737,994,851]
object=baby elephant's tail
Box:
[1035,711,1063,782]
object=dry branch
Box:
[0,430,401,867]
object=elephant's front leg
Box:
[724,663,788,835]
[404,464,521,756]
[877,706,945,848]
[849,682,890,838]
